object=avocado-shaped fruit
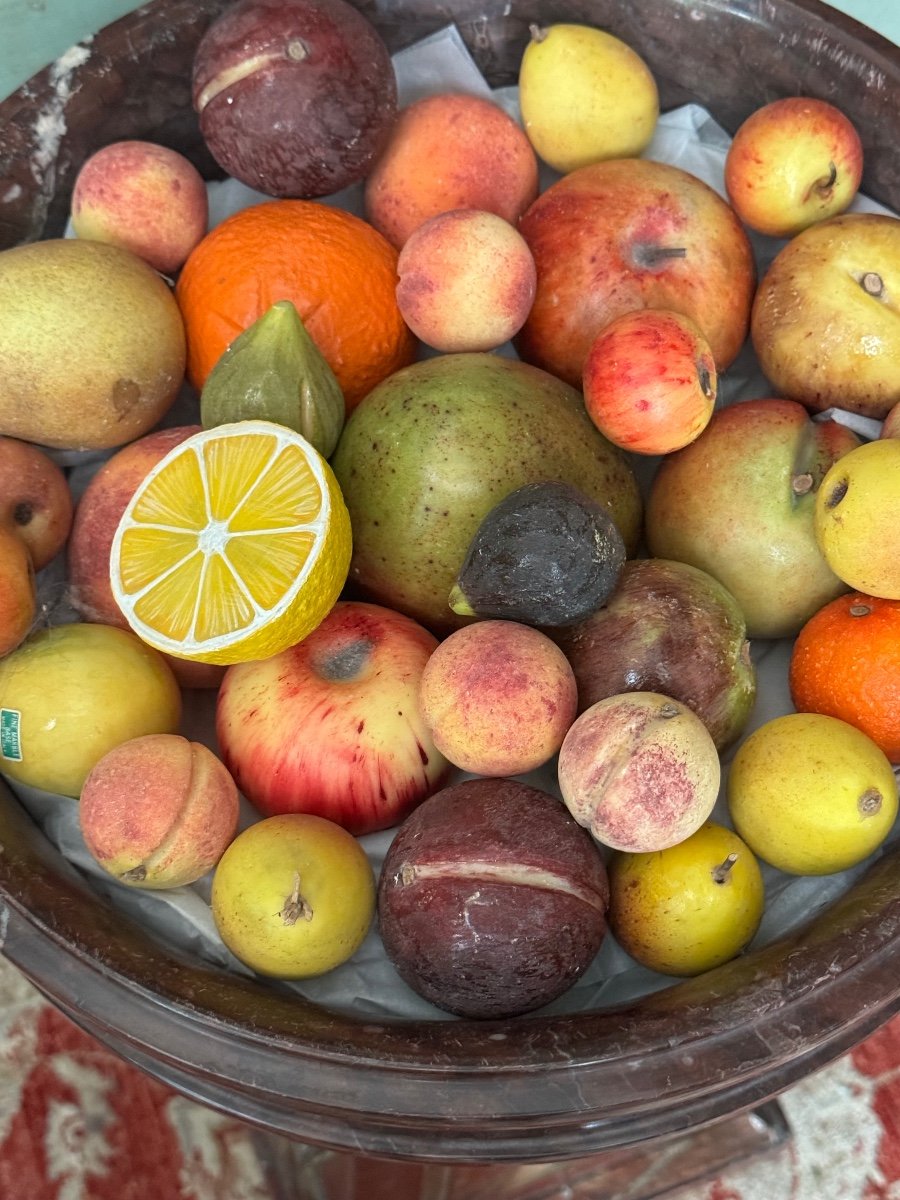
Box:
[449,481,626,627]
[200,300,345,458]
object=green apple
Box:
[645,397,860,639]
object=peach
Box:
[79,733,239,889]
[557,691,721,853]
[0,523,36,658]
[0,436,73,570]
[68,425,224,689]
[419,619,578,776]
[364,92,539,249]
[396,209,537,352]
[70,140,209,276]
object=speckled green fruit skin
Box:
[331,353,642,632]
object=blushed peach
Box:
[419,619,578,776]
[71,140,209,276]
[396,209,536,352]
[79,733,240,888]
[364,92,539,249]
[557,691,720,853]
[68,425,224,689]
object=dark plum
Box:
[377,778,609,1019]
[192,0,398,198]
[552,558,756,751]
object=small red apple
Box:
[725,97,863,239]
[582,309,717,455]
[215,600,451,835]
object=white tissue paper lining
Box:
[16,23,900,1021]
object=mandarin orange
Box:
[175,200,416,409]
[789,591,900,763]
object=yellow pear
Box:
[519,23,659,174]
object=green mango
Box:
[331,352,642,632]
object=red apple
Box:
[515,157,756,388]
[0,436,73,571]
[215,600,451,835]
[725,97,863,239]
[582,309,717,455]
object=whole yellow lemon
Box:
[728,712,898,875]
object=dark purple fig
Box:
[552,557,756,751]
[192,0,398,199]
[378,777,609,1019]
[448,480,626,628]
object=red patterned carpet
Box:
[0,948,897,1200]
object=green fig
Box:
[449,480,626,626]
[200,300,345,457]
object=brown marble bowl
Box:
[1,0,899,1164]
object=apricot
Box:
[68,424,224,689]
[80,733,239,889]
[0,436,73,570]
[418,619,578,776]
[364,92,539,248]
[71,140,209,276]
[396,209,537,352]
[0,523,36,658]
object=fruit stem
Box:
[791,472,813,496]
[280,872,314,924]
[811,161,837,198]
[633,245,688,270]
[861,272,884,298]
[448,584,476,617]
[529,23,547,43]
[711,853,738,884]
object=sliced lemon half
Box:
[110,420,352,665]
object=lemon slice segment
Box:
[111,420,352,665]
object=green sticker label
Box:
[0,709,22,761]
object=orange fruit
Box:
[175,200,416,409]
[789,591,900,763]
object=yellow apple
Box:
[814,437,900,599]
[751,213,900,420]
[211,813,375,979]
[725,97,863,238]
[608,822,765,977]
